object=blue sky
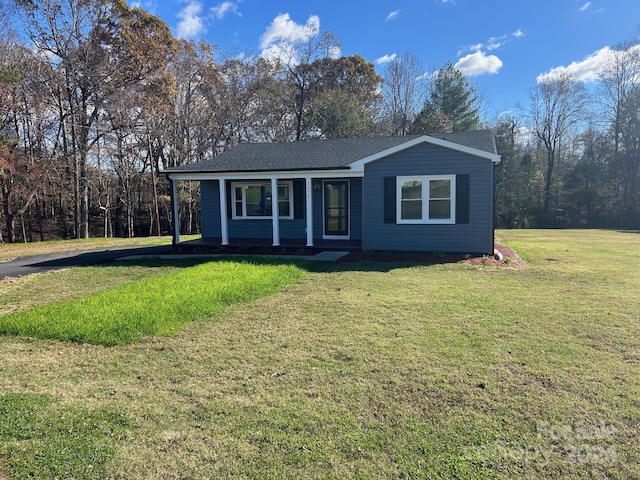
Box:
[131,0,640,117]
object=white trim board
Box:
[348,135,501,170]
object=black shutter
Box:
[293,179,305,220]
[455,174,470,224]
[384,176,396,224]
[225,180,232,219]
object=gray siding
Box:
[201,179,306,240]
[201,180,221,238]
[228,219,306,239]
[312,187,323,240]
[363,143,494,253]
[350,178,363,241]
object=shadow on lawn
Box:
[26,245,173,269]
[29,243,521,274]
[110,255,401,273]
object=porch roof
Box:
[163,131,500,175]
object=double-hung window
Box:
[397,175,455,224]
[232,181,293,219]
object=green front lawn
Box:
[0,229,638,479]
[0,258,304,346]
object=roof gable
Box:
[348,132,501,170]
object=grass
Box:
[0,263,184,315]
[0,234,201,262]
[0,229,639,478]
[0,258,304,346]
[0,393,129,479]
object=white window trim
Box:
[231,181,294,220]
[396,175,456,224]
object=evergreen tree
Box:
[411,62,479,133]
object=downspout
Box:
[491,157,502,257]
[492,162,496,254]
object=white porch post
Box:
[271,177,280,246]
[219,179,229,245]
[170,178,180,245]
[305,177,314,247]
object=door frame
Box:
[322,179,350,240]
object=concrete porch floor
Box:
[174,237,363,252]
[163,237,362,262]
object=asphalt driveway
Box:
[0,245,173,280]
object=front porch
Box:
[174,237,362,254]
[168,174,363,251]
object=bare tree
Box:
[598,40,640,221]
[265,30,341,140]
[380,52,425,135]
[524,73,589,220]
[14,0,175,238]
[598,41,640,156]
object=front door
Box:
[324,180,349,237]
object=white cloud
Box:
[537,46,605,83]
[259,13,320,50]
[578,2,591,11]
[130,1,157,12]
[458,29,524,56]
[176,1,204,39]
[211,1,241,21]
[376,53,398,65]
[415,71,432,82]
[485,35,508,51]
[258,13,335,63]
[327,45,342,59]
[455,51,503,76]
[260,43,296,63]
[385,9,401,22]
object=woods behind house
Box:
[1,1,639,243]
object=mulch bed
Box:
[461,241,526,268]
[175,241,525,268]
[336,240,525,268]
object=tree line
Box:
[495,39,640,229]
[0,0,638,243]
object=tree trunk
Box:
[20,213,27,243]
[73,149,81,238]
[543,148,555,216]
[79,154,90,238]
[151,155,162,236]
[4,211,15,243]
[2,181,16,243]
[127,184,134,237]
[35,194,45,242]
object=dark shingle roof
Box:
[429,130,497,156]
[164,130,497,174]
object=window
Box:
[397,175,455,224]
[231,181,293,219]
